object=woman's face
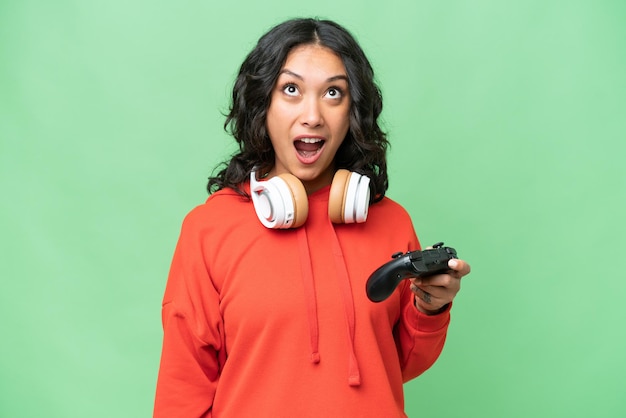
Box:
[266,44,351,194]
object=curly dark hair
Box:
[207,18,389,202]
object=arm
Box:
[154,212,225,418]
[393,279,451,382]
[395,258,471,381]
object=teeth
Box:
[298,138,323,144]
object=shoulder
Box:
[373,196,410,214]
[369,196,413,224]
[181,187,253,231]
[365,196,419,245]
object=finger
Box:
[448,259,471,277]
[418,272,456,288]
[410,283,433,304]
[411,280,451,300]
[419,280,460,298]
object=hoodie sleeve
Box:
[153,208,225,418]
[394,279,451,382]
[391,225,451,383]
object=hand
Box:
[410,258,471,315]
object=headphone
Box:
[250,169,371,229]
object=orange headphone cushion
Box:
[278,173,309,228]
[328,169,351,223]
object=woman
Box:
[154,18,470,417]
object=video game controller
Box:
[366,242,458,302]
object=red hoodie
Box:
[154,184,450,417]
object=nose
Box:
[300,97,324,128]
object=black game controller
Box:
[366,242,458,302]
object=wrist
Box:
[415,299,450,316]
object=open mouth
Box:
[294,137,325,159]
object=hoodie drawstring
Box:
[297,227,321,364]
[296,219,362,386]
[327,219,362,386]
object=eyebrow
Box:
[279,69,348,83]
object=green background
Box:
[1,0,624,417]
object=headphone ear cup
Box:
[277,173,309,228]
[351,174,370,223]
[329,169,370,224]
[250,171,308,229]
[328,169,351,223]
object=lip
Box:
[293,135,327,165]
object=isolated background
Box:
[1,0,624,417]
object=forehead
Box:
[281,44,347,76]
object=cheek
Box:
[266,102,291,137]
[333,109,351,138]
[265,109,281,143]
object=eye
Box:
[325,87,344,99]
[282,83,300,97]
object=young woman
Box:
[154,18,471,417]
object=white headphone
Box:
[250,169,371,229]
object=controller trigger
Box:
[391,252,403,259]
[432,242,444,248]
